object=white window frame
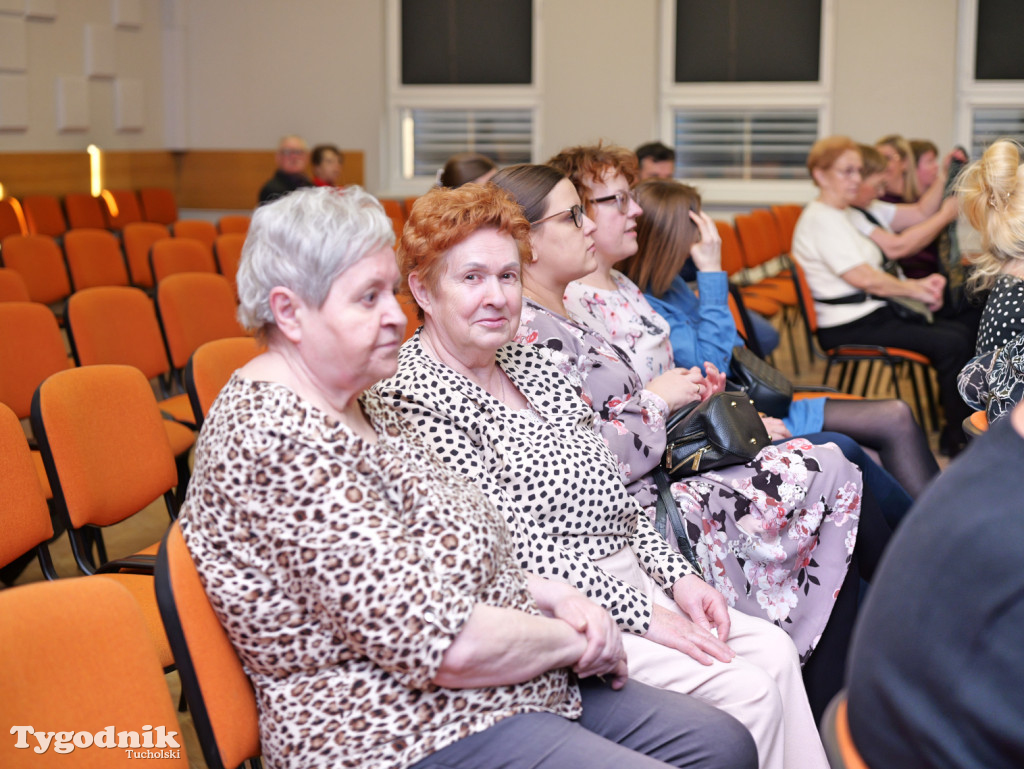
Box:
[383,0,543,197]
[954,0,1024,154]
[657,0,834,206]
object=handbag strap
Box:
[653,467,703,578]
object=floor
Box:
[6,309,950,768]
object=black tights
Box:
[822,398,939,499]
[800,477,893,723]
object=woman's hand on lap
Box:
[760,416,791,441]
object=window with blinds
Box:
[400,108,533,180]
[971,108,1024,158]
[388,0,537,189]
[673,109,819,180]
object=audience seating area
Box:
[0,184,958,767]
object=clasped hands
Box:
[648,361,727,412]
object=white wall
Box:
[0,0,166,151]
[538,0,661,160]
[831,0,959,148]
[0,0,969,198]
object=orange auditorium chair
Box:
[22,194,68,239]
[63,228,130,290]
[138,187,180,225]
[64,193,109,231]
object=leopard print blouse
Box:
[180,375,580,769]
[374,335,696,636]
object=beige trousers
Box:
[595,547,829,769]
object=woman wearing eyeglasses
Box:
[793,135,975,455]
[378,177,834,769]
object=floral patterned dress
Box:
[516,297,863,662]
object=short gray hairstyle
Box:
[236,186,395,336]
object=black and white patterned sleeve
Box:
[959,334,1024,423]
[375,379,656,634]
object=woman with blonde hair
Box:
[876,134,920,203]
[957,139,1024,421]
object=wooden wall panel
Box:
[103,151,178,193]
[0,152,91,197]
[0,150,365,211]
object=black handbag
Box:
[663,391,770,479]
[729,345,794,418]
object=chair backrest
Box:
[0,401,55,576]
[0,577,190,768]
[820,691,870,769]
[66,286,172,381]
[213,233,245,287]
[771,204,803,253]
[788,257,818,332]
[63,228,130,290]
[31,364,178,534]
[0,302,71,419]
[171,219,218,250]
[138,187,180,225]
[101,189,144,231]
[122,222,170,289]
[0,266,31,302]
[0,197,28,239]
[715,220,746,276]
[22,194,68,238]
[734,210,780,269]
[380,199,406,239]
[216,215,251,235]
[150,238,217,284]
[0,234,73,305]
[63,193,108,230]
[751,208,784,259]
[157,273,246,370]
[156,523,262,769]
[184,337,263,427]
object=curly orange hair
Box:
[547,141,639,211]
[397,183,532,315]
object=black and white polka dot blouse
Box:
[977,274,1024,354]
[373,333,697,635]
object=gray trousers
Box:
[408,677,758,769]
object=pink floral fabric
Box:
[516,299,863,662]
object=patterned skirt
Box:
[645,437,861,663]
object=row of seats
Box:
[0,344,263,766]
[0,190,251,241]
[0,224,246,304]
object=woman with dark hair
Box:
[609,175,940,497]
[438,152,498,188]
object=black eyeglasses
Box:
[531,204,584,229]
[590,189,637,214]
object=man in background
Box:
[258,135,313,204]
[636,141,676,180]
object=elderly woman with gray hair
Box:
[177,186,755,769]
